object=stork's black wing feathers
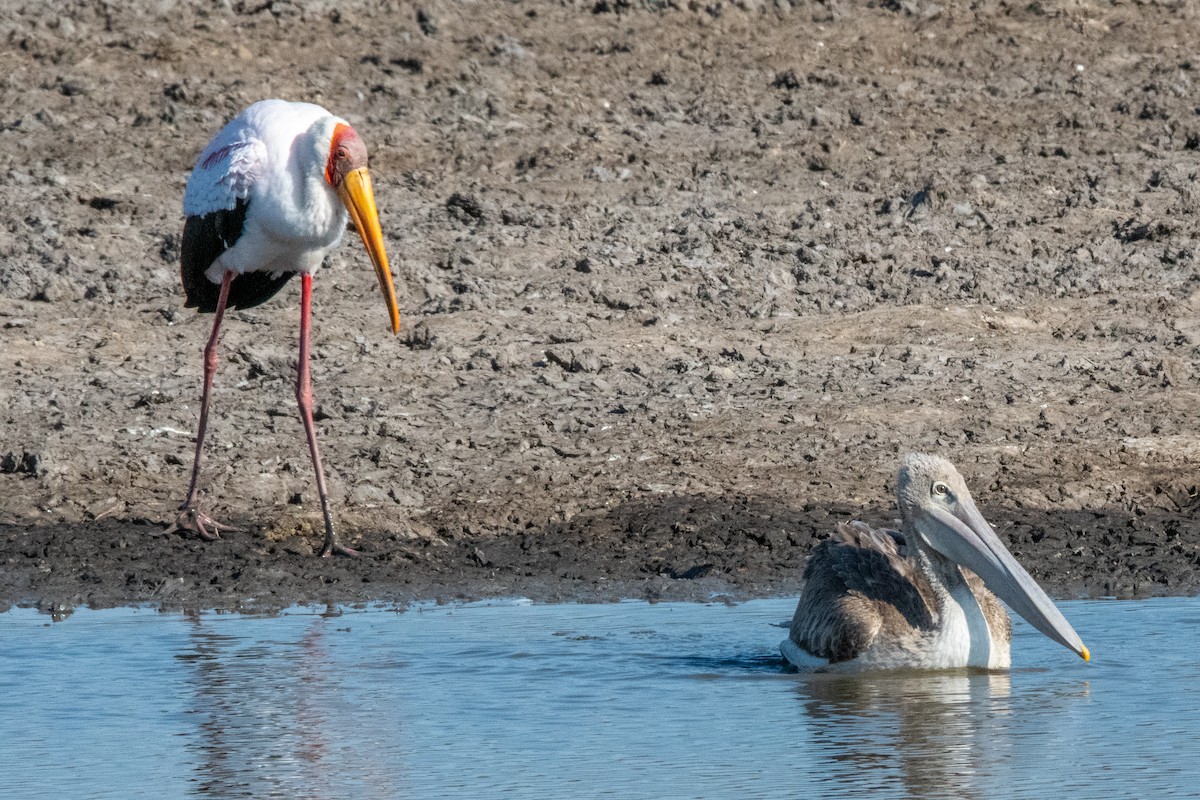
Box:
[180,199,294,312]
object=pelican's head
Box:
[318,119,401,335]
[898,453,1090,662]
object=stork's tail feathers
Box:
[180,199,295,312]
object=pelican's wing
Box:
[179,131,292,311]
[787,521,936,663]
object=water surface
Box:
[1,598,1197,799]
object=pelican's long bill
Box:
[924,500,1091,662]
[338,167,401,335]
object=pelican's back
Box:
[788,522,936,663]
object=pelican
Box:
[781,454,1090,671]
[164,99,401,557]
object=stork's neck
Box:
[284,119,348,241]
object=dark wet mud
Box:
[5,496,1198,614]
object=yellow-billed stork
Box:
[165,99,401,557]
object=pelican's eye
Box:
[932,481,951,498]
[336,146,349,160]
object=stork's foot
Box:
[164,505,238,542]
[319,538,360,558]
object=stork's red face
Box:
[326,123,401,336]
[325,124,368,186]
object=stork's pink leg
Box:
[296,273,358,557]
[165,270,238,541]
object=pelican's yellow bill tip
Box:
[1080,644,1091,662]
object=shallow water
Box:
[1,597,1197,799]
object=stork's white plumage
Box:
[165,99,401,557]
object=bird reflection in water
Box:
[176,610,398,798]
[793,670,1016,800]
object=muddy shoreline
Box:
[4,495,1197,614]
[5,1,1200,612]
